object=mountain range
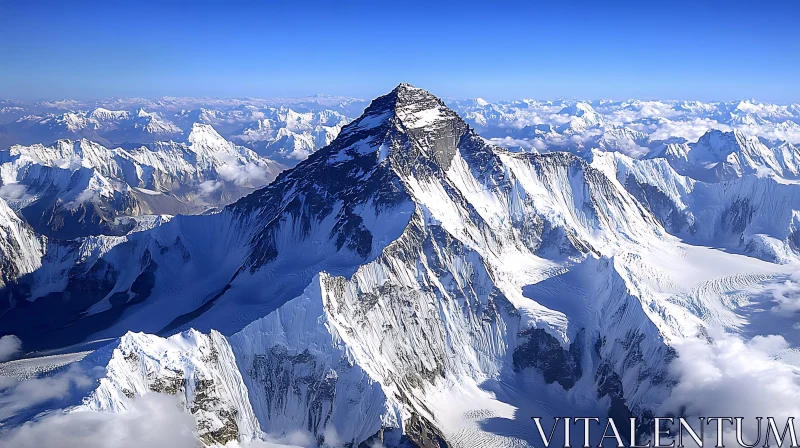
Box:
[1,85,800,448]
[0,97,363,165]
[0,124,285,238]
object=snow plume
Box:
[221,426,335,447]
[0,393,197,448]
[0,335,21,362]
[660,330,800,444]
[321,426,343,447]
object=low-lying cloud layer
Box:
[0,394,197,448]
[661,329,800,444]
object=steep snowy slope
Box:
[0,124,284,238]
[1,83,667,352]
[3,85,800,448]
[0,197,45,288]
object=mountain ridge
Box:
[2,84,800,448]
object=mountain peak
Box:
[187,123,231,154]
[558,102,596,116]
[696,128,752,148]
[391,82,419,93]
[363,83,462,131]
[327,84,470,170]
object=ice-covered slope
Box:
[228,277,404,446]
[0,124,285,238]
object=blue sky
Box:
[1,0,798,102]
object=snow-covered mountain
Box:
[232,108,350,164]
[2,85,800,448]
[0,98,366,168]
[646,129,800,182]
[0,108,183,148]
[0,124,284,238]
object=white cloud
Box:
[736,122,800,145]
[215,153,274,188]
[764,271,800,317]
[486,136,540,152]
[197,179,223,196]
[457,98,800,160]
[217,162,272,187]
[65,188,99,210]
[660,330,800,444]
[0,394,197,448]
[604,101,683,123]
[0,335,22,362]
[0,364,97,420]
[286,148,313,161]
[649,118,731,143]
[0,184,29,201]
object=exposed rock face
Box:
[513,328,583,389]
